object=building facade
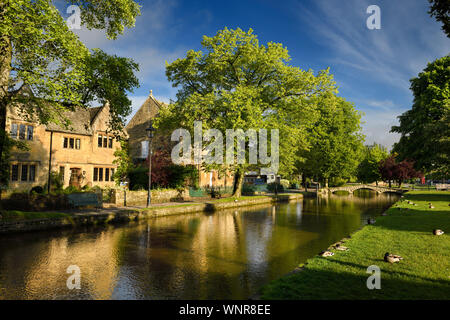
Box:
[6,102,122,192]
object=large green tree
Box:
[296,93,364,187]
[391,56,450,176]
[155,28,337,196]
[356,143,389,185]
[0,0,141,191]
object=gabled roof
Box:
[126,93,163,131]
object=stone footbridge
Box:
[323,184,403,195]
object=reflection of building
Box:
[126,90,233,188]
[6,96,122,192]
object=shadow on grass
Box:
[261,266,450,300]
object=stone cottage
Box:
[6,100,123,192]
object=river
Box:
[0,190,399,299]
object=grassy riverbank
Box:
[261,191,450,300]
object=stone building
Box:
[126,90,234,189]
[6,101,123,192]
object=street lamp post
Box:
[146,121,155,207]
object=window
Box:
[98,135,103,147]
[29,165,36,182]
[27,126,33,140]
[21,165,28,182]
[19,124,26,140]
[60,166,65,183]
[99,168,103,181]
[105,168,110,181]
[10,124,18,139]
[93,168,98,181]
[63,137,68,148]
[108,137,113,148]
[75,139,81,150]
[103,136,108,148]
[69,138,74,149]
[111,168,115,181]
[11,165,19,181]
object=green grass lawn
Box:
[0,210,70,221]
[261,191,450,300]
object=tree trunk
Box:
[0,33,12,202]
[232,168,244,198]
[375,180,378,186]
[388,180,391,188]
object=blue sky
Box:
[70,0,450,149]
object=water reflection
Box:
[0,192,398,300]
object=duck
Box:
[384,252,403,263]
[333,244,349,251]
[367,218,376,224]
[433,229,444,236]
[429,205,435,209]
[234,199,238,202]
[319,251,334,257]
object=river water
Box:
[0,190,399,299]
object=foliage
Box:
[128,166,148,190]
[168,164,199,189]
[30,186,44,194]
[357,143,389,184]
[379,155,422,187]
[391,56,450,176]
[113,140,134,185]
[296,93,364,184]
[428,0,450,37]
[80,48,139,133]
[242,184,256,196]
[0,0,141,192]
[44,171,64,192]
[279,179,290,189]
[0,135,28,190]
[267,182,284,193]
[156,27,338,196]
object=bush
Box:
[280,179,290,189]
[128,166,149,190]
[30,186,44,194]
[64,185,79,194]
[329,177,347,187]
[267,182,284,193]
[242,184,256,196]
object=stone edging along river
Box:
[0,194,303,234]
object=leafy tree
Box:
[156,27,337,196]
[428,0,450,37]
[357,143,389,185]
[378,155,422,187]
[0,0,141,192]
[297,93,364,187]
[391,56,450,176]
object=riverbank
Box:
[260,191,450,300]
[0,193,302,234]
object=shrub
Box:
[242,184,256,196]
[128,166,149,190]
[64,185,79,194]
[267,182,284,193]
[30,186,44,194]
[280,179,290,189]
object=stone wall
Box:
[111,188,188,206]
